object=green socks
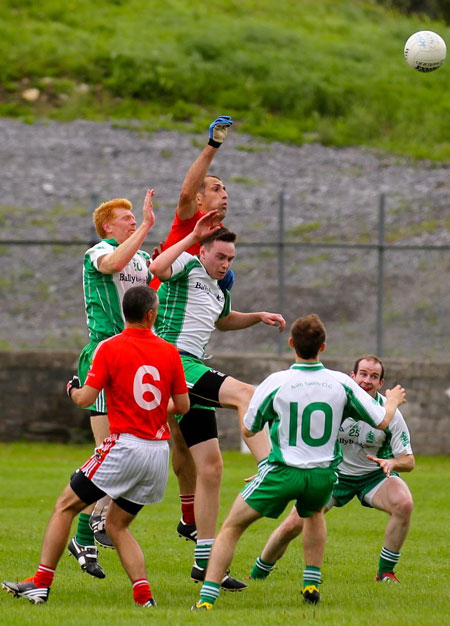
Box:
[250,556,275,579]
[199,581,220,605]
[194,539,214,570]
[76,513,95,546]
[378,547,400,575]
[302,566,321,589]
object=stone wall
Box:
[0,351,89,443]
[211,355,450,456]
[1,352,449,454]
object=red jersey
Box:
[85,327,188,440]
[163,210,204,255]
[149,210,204,290]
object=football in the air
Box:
[404,30,447,72]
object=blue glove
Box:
[218,269,235,293]
[208,115,233,148]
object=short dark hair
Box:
[198,174,223,194]
[122,286,158,323]
[352,354,385,380]
[200,226,237,248]
[290,314,326,359]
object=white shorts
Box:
[80,433,169,505]
[94,389,107,414]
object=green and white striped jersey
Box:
[155,252,231,358]
[83,238,152,342]
[243,362,387,469]
[337,392,413,476]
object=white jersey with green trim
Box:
[243,362,388,469]
[337,392,413,476]
[83,238,152,342]
[155,252,231,359]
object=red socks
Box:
[33,564,55,588]
[180,494,195,525]
[132,579,153,605]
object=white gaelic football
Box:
[404,30,447,72]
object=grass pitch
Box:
[1,1,450,159]
[0,443,449,625]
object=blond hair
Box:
[93,198,133,238]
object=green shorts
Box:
[241,462,338,519]
[181,354,212,387]
[176,354,228,423]
[331,468,399,509]
[78,340,106,414]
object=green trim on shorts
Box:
[241,462,338,519]
[78,341,105,412]
[175,354,215,423]
[332,468,400,509]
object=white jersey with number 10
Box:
[243,362,387,470]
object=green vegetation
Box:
[1,1,450,159]
[385,217,447,241]
[305,252,331,264]
[229,176,264,185]
[0,444,449,625]
[286,220,322,238]
[235,145,270,153]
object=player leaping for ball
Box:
[150,211,285,591]
[149,115,237,544]
[69,189,155,578]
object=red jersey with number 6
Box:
[85,327,187,440]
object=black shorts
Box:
[188,368,228,408]
[179,407,219,448]
[70,470,143,516]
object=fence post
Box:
[376,193,385,356]
[89,191,100,245]
[278,189,285,356]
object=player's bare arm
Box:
[98,189,155,274]
[376,385,406,430]
[168,392,190,416]
[366,453,415,477]
[69,383,100,409]
[216,311,286,332]
[177,116,233,220]
[242,426,255,439]
[150,210,221,280]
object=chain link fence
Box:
[1,193,449,359]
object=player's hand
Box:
[367,454,394,477]
[385,384,406,407]
[152,241,164,261]
[259,312,286,333]
[245,456,268,482]
[143,188,155,229]
[208,115,233,148]
[193,210,221,241]
[66,374,80,398]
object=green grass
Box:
[1,1,450,159]
[0,443,449,625]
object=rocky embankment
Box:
[0,118,448,359]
